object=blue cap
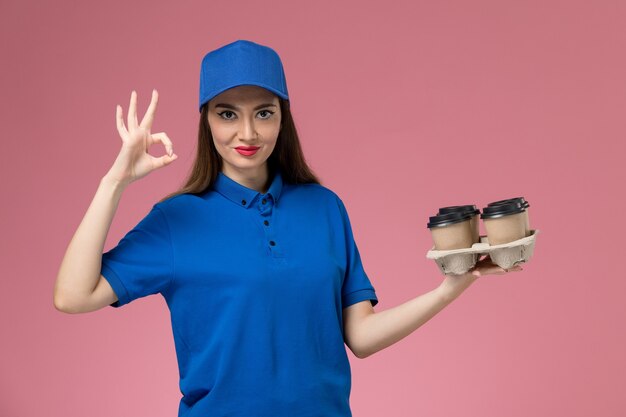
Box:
[198,39,289,112]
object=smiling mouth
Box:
[235,148,260,156]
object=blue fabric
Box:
[101,168,378,417]
[199,39,289,112]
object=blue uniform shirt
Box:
[101,168,379,417]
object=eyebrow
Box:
[214,103,278,111]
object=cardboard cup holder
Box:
[426,229,539,276]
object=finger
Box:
[152,152,178,169]
[128,90,138,130]
[150,132,174,156]
[476,258,496,269]
[134,93,139,127]
[140,89,159,130]
[116,104,127,136]
[479,264,508,275]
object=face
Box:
[207,85,282,180]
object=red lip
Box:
[235,146,260,150]
[235,147,259,156]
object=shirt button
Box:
[262,198,267,204]
[264,220,269,226]
[269,240,276,246]
[241,199,246,205]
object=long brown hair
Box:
[158,97,322,203]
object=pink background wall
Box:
[2,0,625,415]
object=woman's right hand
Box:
[106,89,177,188]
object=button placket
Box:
[258,195,283,258]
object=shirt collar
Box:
[212,169,283,209]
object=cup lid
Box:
[481,201,525,219]
[438,204,480,216]
[488,197,530,209]
[427,211,472,229]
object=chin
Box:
[225,158,269,169]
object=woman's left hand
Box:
[469,254,523,278]
[438,254,524,300]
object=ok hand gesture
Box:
[106,90,177,187]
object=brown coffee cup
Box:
[488,197,531,236]
[481,201,527,245]
[438,205,481,244]
[427,211,474,250]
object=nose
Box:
[239,115,259,141]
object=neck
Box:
[222,164,272,194]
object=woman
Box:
[54,39,522,416]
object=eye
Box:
[258,110,275,119]
[217,110,236,120]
